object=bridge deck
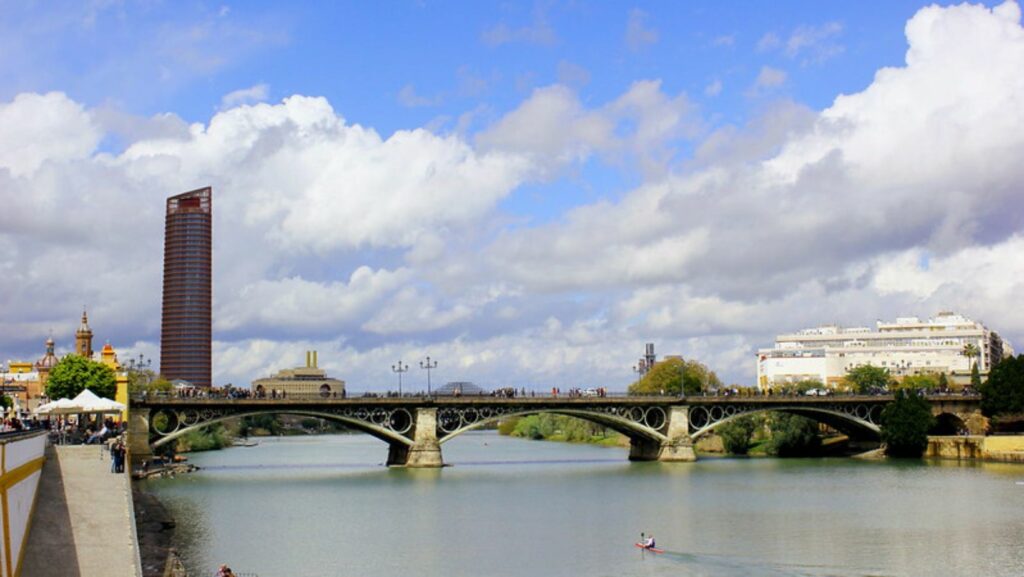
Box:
[132,394,976,408]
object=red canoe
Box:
[634,543,665,554]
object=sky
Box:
[1,0,1023,392]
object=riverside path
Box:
[22,445,142,577]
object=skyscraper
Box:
[160,187,212,387]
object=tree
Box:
[897,374,939,391]
[880,389,936,457]
[45,355,116,400]
[979,354,1024,417]
[766,413,821,457]
[937,373,949,390]
[629,357,722,396]
[845,365,891,394]
[970,362,982,389]
[962,343,979,373]
[718,416,758,455]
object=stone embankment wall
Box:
[0,431,46,577]
[926,435,1024,463]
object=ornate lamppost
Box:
[391,361,409,396]
[420,356,438,396]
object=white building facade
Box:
[757,312,1014,390]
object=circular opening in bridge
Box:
[181,409,200,426]
[644,407,666,430]
[462,408,479,425]
[151,410,180,436]
[868,405,883,424]
[855,405,870,420]
[438,409,462,433]
[388,409,413,434]
[628,407,645,423]
[689,406,709,429]
[319,384,331,398]
[709,406,725,422]
[371,408,388,425]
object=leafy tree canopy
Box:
[880,389,936,457]
[845,365,892,394]
[45,355,116,400]
[766,413,821,457]
[628,357,722,396]
[718,415,759,455]
[979,354,1024,417]
[971,362,983,389]
[897,374,939,390]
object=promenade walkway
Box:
[21,445,142,577]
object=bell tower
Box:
[75,308,94,359]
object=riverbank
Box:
[133,482,184,577]
[926,435,1024,463]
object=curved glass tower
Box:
[160,187,212,387]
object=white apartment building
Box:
[757,312,1014,389]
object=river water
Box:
[139,432,1024,577]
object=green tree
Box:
[0,395,11,409]
[970,362,982,389]
[45,355,116,400]
[629,357,722,396]
[238,414,283,436]
[718,416,758,455]
[880,389,936,457]
[962,343,979,373]
[979,354,1024,417]
[897,374,939,391]
[937,373,949,390]
[766,413,821,457]
[845,365,891,394]
[176,424,233,452]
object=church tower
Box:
[75,309,94,359]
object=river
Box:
[139,432,1024,577]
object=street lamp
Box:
[632,364,643,389]
[420,356,438,396]
[391,361,409,396]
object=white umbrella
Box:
[71,388,125,413]
[34,397,81,415]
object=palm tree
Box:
[962,343,979,373]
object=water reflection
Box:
[141,432,1024,577]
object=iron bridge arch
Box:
[148,406,416,449]
[434,404,671,445]
[688,402,885,440]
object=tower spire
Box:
[76,307,94,359]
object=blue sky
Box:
[1,1,1022,390]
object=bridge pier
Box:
[387,407,443,468]
[629,405,697,462]
[128,407,154,469]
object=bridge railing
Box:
[130,389,980,403]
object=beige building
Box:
[252,351,346,398]
[757,312,1014,389]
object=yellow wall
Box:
[115,375,128,421]
[984,436,1024,453]
[6,363,31,375]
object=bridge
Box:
[128,394,982,468]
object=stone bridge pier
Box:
[628,405,696,462]
[128,407,154,468]
[387,407,443,468]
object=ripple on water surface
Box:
[141,433,1024,577]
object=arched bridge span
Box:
[128,394,981,468]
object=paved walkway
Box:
[21,445,142,577]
